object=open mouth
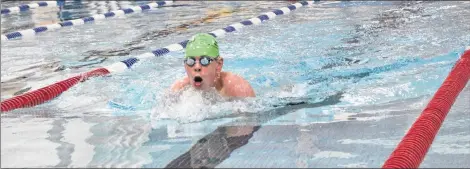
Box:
[193,76,203,87]
[194,76,203,82]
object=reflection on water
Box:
[1,117,61,168]
[161,91,342,168]
[165,125,261,168]
[85,116,153,168]
[61,118,95,167]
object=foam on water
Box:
[152,87,232,123]
[151,86,279,123]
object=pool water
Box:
[1,1,469,168]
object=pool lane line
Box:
[1,1,58,15]
[0,0,341,112]
[382,49,470,168]
[1,1,173,41]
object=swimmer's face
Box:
[184,56,223,90]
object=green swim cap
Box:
[185,33,219,58]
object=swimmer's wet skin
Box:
[170,33,256,98]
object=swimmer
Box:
[170,33,256,98]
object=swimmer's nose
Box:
[193,62,202,72]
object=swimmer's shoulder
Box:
[221,72,256,97]
[171,77,190,92]
[222,72,243,83]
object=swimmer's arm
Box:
[224,74,256,98]
[171,77,190,92]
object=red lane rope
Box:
[1,68,110,112]
[382,50,470,168]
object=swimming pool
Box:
[1,1,469,168]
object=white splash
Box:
[151,87,261,123]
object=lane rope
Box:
[1,1,58,15]
[382,48,470,168]
[1,1,173,41]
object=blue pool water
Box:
[1,1,469,168]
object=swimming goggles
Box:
[184,56,217,67]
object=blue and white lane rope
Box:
[1,1,58,15]
[1,1,173,41]
[102,1,340,73]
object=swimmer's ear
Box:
[217,56,224,63]
[216,56,224,71]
